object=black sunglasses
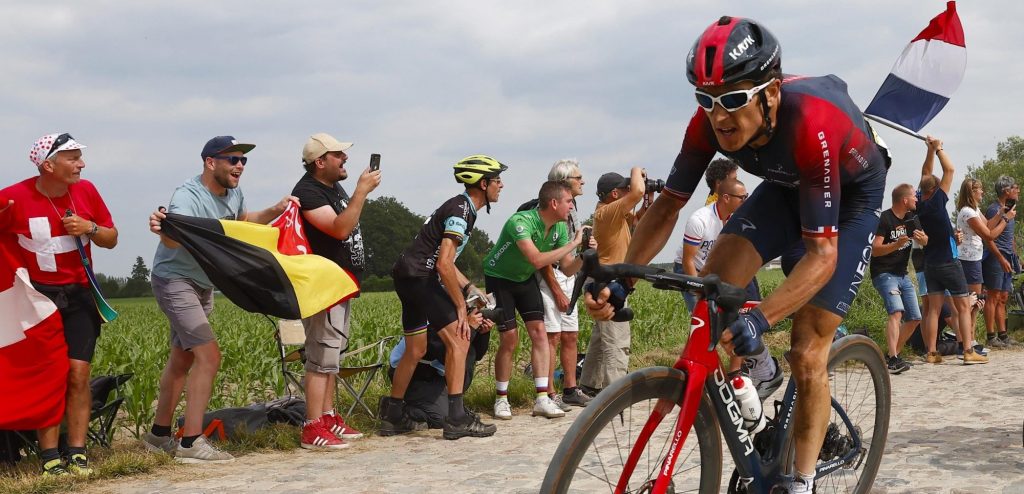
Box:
[215,155,248,166]
[44,133,73,160]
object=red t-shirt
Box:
[0,178,114,286]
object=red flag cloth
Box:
[0,236,68,430]
[271,201,312,256]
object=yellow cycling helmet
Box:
[453,155,508,185]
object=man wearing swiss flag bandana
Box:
[0,133,118,476]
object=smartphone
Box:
[369,154,381,172]
[1005,197,1016,211]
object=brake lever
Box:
[706,298,720,352]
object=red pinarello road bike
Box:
[542,252,890,493]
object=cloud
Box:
[0,0,1020,277]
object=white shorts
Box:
[538,268,579,333]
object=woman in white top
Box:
[955,178,1011,321]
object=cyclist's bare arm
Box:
[757,236,837,325]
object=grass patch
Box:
[0,443,174,494]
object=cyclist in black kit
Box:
[586,16,890,493]
[381,155,505,440]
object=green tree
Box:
[455,228,494,284]
[129,256,150,283]
[966,135,1024,241]
[360,196,426,278]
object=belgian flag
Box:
[159,211,358,319]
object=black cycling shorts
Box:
[485,274,544,332]
[393,276,458,335]
[33,283,102,362]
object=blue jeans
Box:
[872,272,922,321]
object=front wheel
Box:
[782,334,891,494]
[542,366,722,493]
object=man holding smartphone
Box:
[982,175,1020,348]
[291,133,380,449]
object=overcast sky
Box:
[1,1,1021,276]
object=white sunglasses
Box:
[695,79,776,113]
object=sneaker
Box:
[324,413,363,440]
[141,431,178,455]
[301,418,349,450]
[751,357,784,401]
[886,355,910,374]
[955,344,965,360]
[962,349,989,365]
[925,352,944,364]
[175,436,235,463]
[41,458,69,477]
[999,333,1020,346]
[561,388,592,407]
[972,343,988,357]
[66,453,93,476]
[493,397,512,420]
[987,335,1008,349]
[532,395,566,418]
[443,414,497,440]
[377,396,419,436]
[551,394,572,412]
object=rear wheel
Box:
[542,366,722,493]
[783,335,891,494]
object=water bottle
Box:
[732,375,766,434]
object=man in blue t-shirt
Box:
[916,136,986,365]
[143,136,296,462]
[982,175,1020,347]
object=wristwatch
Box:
[87,222,99,237]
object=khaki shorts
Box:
[152,275,215,351]
[301,301,351,374]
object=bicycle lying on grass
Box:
[542,251,891,493]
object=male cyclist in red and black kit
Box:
[586,16,889,493]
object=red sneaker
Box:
[325,413,364,440]
[301,418,349,450]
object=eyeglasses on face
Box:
[215,155,248,166]
[567,175,583,180]
[44,133,74,160]
[723,192,749,201]
[695,79,776,113]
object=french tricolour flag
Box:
[865,1,966,132]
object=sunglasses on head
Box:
[695,79,776,113]
[44,133,73,160]
[215,155,248,166]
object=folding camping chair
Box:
[337,335,397,418]
[87,373,133,447]
[270,316,307,397]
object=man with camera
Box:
[870,183,928,374]
[982,175,1020,348]
[578,168,649,396]
[384,155,504,440]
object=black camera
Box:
[645,178,665,193]
[905,213,922,236]
[478,307,504,323]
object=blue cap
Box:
[201,136,255,159]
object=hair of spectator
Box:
[538,180,571,210]
[548,159,580,182]
[995,175,1016,198]
[704,158,739,193]
[719,178,745,196]
[955,178,982,211]
[891,183,914,205]
[919,174,939,195]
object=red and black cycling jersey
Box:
[392,192,477,279]
[664,74,888,239]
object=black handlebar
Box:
[568,249,752,352]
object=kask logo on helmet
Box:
[728,35,757,61]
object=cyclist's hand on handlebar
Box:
[720,307,769,356]
[583,286,615,321]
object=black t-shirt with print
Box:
[870,209,913,276]
[292,173,365,280]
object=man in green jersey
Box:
[484,181,593,419]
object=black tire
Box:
[542,367,722,493]
[782,335,891,494]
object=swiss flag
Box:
[0,236,68,430]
